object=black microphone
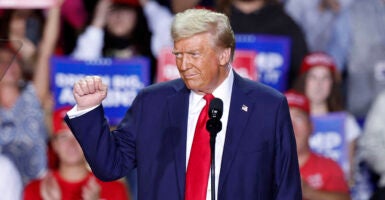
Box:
[206,97,223,200]
[206,98,223,136]
[208,98,223,120]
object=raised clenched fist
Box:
[73,76,108,111]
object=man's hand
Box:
[73,76,108,111]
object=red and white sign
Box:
[0,0,57,8]
[156,47,257,83]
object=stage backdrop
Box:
[235,34,291,92]
[51,56,151,126]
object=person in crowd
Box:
[284,0,353,72]
[59,0,89,55]
[216,0,308,88]
[334,0,385,120]
[138,0,174,58]
[0,9,45,68]
[0,2,62,185]
[285,89,350,200]
[71,0,153,60]
[294,52,361,184]
[65,8,301,199]
[138,0,217,58]
[358,90,385,200]
[0,154,23,200]
[24,106,130,200]
[71,0,155,80]
[157,0,215,13]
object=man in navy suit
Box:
[65,8,301,200]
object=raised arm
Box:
[71,0,111,60]
[139,0,173,57]
[33,1,63,103]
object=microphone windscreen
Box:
[208,98,223,120]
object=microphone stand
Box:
[207,119,221,200]
[206,98,223,200]
[210,132,217,200]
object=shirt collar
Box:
[190,69,234,112]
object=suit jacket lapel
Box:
[167,81,190,199]
[218,73,255,194]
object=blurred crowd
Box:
[0,0,384,199]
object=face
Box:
[289,108,312,153]
[305,66,333,105]
[0,49,22,84]
[52,130,85,166]
[9,10,30,39]
[106,7,137,37]
[173,32,230,94]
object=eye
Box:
[172,51,183,59]
[190,52,200,58]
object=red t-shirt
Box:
[300,152,349,192]
[24,170,130,200]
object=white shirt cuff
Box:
[67,104,100,119]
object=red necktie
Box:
[185,94,214,200]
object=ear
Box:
[219,48,231,66]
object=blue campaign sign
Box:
[309,112,348,175]
[235,34,291,92]
[50,56,151,125]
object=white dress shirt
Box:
[186,70,234,200]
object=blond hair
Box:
[171,9,235,60]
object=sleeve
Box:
[274,97,302,199]
[0,156,23,200]
[142,1,173,57]
[64,91,144,181]
[358,92,385,177]
[66,104,100,119]
[71,26,104,60]
[23,180,41,200]
[344,113,361,142]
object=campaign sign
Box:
[235,34,291,92]
[156,47,256,82]
[0,0,57,8]
[51,56,150,125]
[309,112,348,174]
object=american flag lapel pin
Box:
[241,104,248,112]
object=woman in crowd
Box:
[24,106,130,200]
[0,2,62,185]
[294,52,361,186]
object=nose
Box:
[178,54,190,71]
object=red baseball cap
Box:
[52,106,72,135]
[285,90,310,114]
[300,52,337,74]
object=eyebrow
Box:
[172,48,200,54]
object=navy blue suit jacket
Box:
[65,71,301,200]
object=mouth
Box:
[182,72,199,80]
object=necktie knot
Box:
[204,93,214,105]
